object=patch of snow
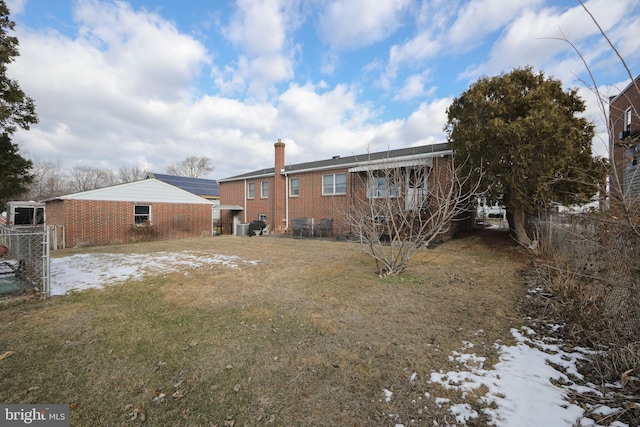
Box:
[450,403,478,424]
[50,251,260,296]
[426,327,628,426]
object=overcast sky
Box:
[6,0,640,180]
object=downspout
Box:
[243,179,247,224]
[284,171,289,229]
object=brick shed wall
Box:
[47,200,212,247]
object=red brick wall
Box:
[218,156,471,238]
[45,200,212,247]
[287,169,351,233]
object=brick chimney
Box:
[274,139,285,172]
[273,139,286,230]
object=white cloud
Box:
[219,0,301,97]
[381,32,441,89]
[225,0,287,55]
[460,0,633,83]
[5,0,26,14]
[393,73,435,101]
[318,0,411,50]
[72,0,208,100]
[447,0,541,49]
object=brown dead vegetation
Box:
[0,229,528,426]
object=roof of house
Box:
[609,74,640,104]
[44,178,214,204]
[219,142,451,182]
[146,173,220,198]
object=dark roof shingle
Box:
[220,142,450,182]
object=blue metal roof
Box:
[146,173,220,198]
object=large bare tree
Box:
[166,156,213,178]
[345,155,481,276]
[68,165,109,193]
[25,158,70,200]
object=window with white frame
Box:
[134,205,151,225]
[368,170,397,198]
[258,213,267,221]
[290,177,299,196]
[625,107,632,132]
[323,173,346,195]
[247,182,255,198]
[261,181,269,198]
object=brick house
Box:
[610,74,640,198]
[45,178,214,247]
[218,140,468,236]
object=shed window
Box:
[134,205,151,225]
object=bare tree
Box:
[25,158,70,200]
[101,165,148,186]
[166,156,214,178]
[345,155,482,277]
[117,165,147,183]
[68,165,110,192]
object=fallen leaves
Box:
[125,403,145,422]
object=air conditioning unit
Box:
[619,130,631,140]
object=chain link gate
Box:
[0,226,50,299]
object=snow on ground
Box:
[386,327,629,427]
[50,251,259,296]
[49,251,629,426]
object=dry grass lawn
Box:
[0,229,529,426]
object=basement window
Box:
[134,205,151,225]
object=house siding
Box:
[47,200,212,247]
[610,76,640,198]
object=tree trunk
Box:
[509,207,536,251]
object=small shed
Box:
[45,179,214,248]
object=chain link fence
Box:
[0,226,50,299]
[533,212,640,343]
